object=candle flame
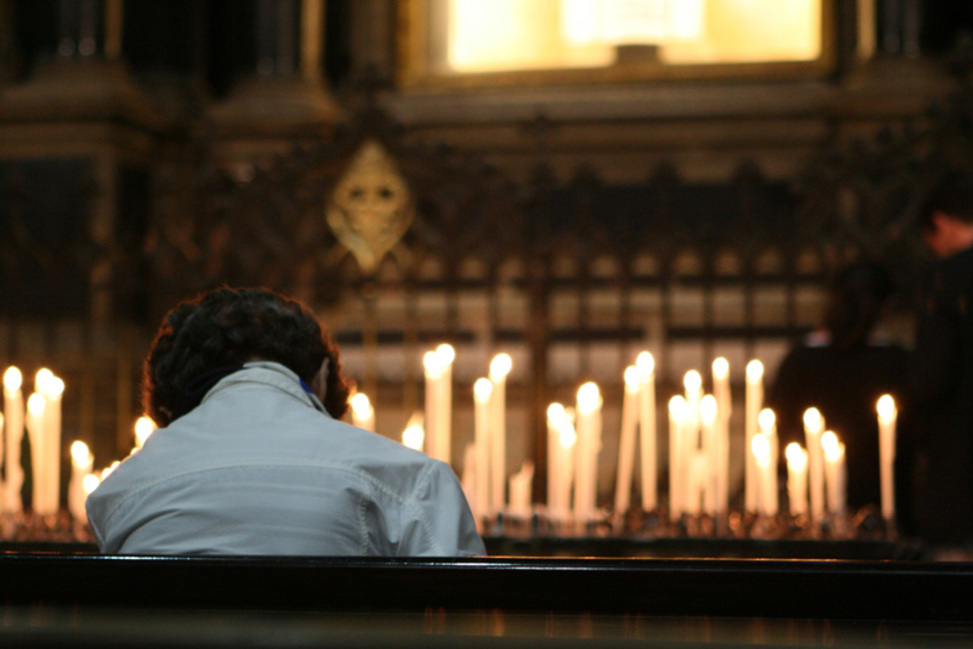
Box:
[559,422,578,449]
[746,359,764,382]
[546,402,566,426]
[877,394,896,423]
[3,366,22,392]
[82,473,101,495]
[803,407,823,432]
[623,365,641,392]
[699,394,718,425]
[35,368,54,392]
[474,377,493,403]
[349,393,373,420]
[402,423,425,451]
[423,350,444,376]
[134,416,156,449]
[576,381,601,414]
[821,430,844,461]
[70,440,91,467]
[489,353,512,380]
[758,407,776,433]
[751,432,771,466]
[712,357,729,380]
[636,351,655,376]
[27,392,46,416]
[436,343,456,366]
[785,442,807,471]
[683,369,702,393]
[668,395,687,420]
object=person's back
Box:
[85,289,484,557]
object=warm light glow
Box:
[758,408,776,433]
[350,393,373,420]
[746,360,764,383]
[563,0,705,45]
[423,350,444,376]
[683,369,702,393]
[27,393,45,417]
[712,357,729,380]
[636,351,655,377]
[668,395,687,420]
[623,365,641,392]
[474,378,494,403]
[821,431,843,461]
[435,343,456,366]
[785,442,807,471]
[102,460,121,480]
[559,422,578,449]
[877,394,896,424]
[751,432,771,466]
[35,368,55,393]
[577,382,601,415]
[803,407,823,432]
[70,441,91,467]
[546,402,566,427]
[699,394,718,425]
[402,424,425,451]
[3,366,22,392]
[134,416,156,449]
[82,473,101,495]
[48,376,65,398]
[489,353,513,381]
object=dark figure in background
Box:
[86,287,484,556]
[767,263,910,512]
[905,173,973,546]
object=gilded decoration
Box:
[326,140,414,274]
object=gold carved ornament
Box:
[326,140,414,275]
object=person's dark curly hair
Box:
[143,287,352,426]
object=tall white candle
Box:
[350,392,376,432]
[785,442,808,516]
[474,378,493,520]
[698,394,718,514]
[435,344,455,466]
[636,352,657,511]
[614,366,641,518]
[821,430,846,516]
[668,395,688,519]
[26,392,48,514]
[508,461,534,518]
[711,357,731,515]
[750,432,774,516]
[803,407,826,523]
[575,381,602,522]
[876,394,897,522]
[2,366,24,514]
[68,440,93,522]
[744,360,764,512]
[758,407,778,516]
[34,370,64,516]
[489,353,512,517]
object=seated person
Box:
[86,287,485,556]
[766,262,910,512]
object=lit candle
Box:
[134,416,156,451]
[876,394,897,522]
[614,366,641,518]
[435,343,455,465]
[575,381,602,522]
[750,432,774,516]
[489,353,512,516]
[474,378,493,520]
[758,407,778,516]
[699,394,718,514]
[423,350,445,463]
[711,357,731,515]
[508,461,534,519]
[3,367,24,513]
[636,352,657,511]
[803,407,826,523]
[402,412,425,452]
[744,360,764,512]
[82,473,101,501]
[35,369,64,516]
[26,392,48,514]
[821,430,846,516]
[668,395,688,519]
[350,392,376,432]
[68,441,93,522]
[785,442,808,516]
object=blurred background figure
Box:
[767,262,909,513]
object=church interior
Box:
[1,1,973,646]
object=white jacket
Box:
[86,362,485,556]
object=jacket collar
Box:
[201,361,330,416]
